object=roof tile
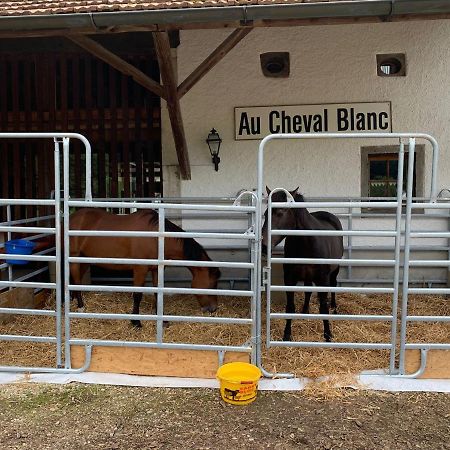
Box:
[0,0,359,17]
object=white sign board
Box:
[234,102,392,140]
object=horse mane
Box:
[292,191,305,203]
[147,211,221,280]
[291,191,342,231]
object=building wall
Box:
[162,20,450,199]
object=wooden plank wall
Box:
[0,49,162,222]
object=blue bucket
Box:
[4,239,36,265]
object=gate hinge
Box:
[262,266,270,285]
[245,226,255,236]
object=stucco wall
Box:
[161,20,450,199]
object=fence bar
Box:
[0,281,56,289]
[269,341,392,350]
[0,308,56,316]
[69,284,253,297]
[156,208,165,343]
[68,257,253,269]
[69,339,252,353]
[272,257,396,266]
[6,204,12,291]
[405,343,450,349]
[1,254,56,262]
[270,313,393,321]
[68,200,255,212]
[0,335,57,343]
[0,214,54,226]
[271,285,394,294]
[271,201,399,209]
[399,139,416,375]
[63,136,72,369]
[0,226,55,234]
[270,229,397,237]
[0,199,55,206]
[54,139,63,368]
[68,230,255,240]
[407,315,450,322]
[389,139,405,374]
[69,312,252,324]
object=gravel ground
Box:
[0,383,449,449]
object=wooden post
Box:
[153,31,191,180]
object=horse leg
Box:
[318,291,332,342]
[282,266,297,341]
[330,268,339,314]
[150,270,169,327]
[131,268,148,329]
[69,263,86,312]
[302,281,313,314]
[151,270,158,314]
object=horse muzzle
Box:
[202,304,218,313]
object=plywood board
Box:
[0,288,34,324]
[0,289,49,324]
[71,345,250,379]
[405,350,450,379]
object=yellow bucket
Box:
[216,362,262,406]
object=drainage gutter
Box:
[0,0,449,32]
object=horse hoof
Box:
[325,335,332,342]
[77,307,85,313]
[163,321,170,328]
[131,321,142,329]
[283,334,292,342]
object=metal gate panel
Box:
[255,133,443,377]
[0,132,92,373]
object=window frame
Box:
[361,144,425,212]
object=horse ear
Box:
[290,187,300,196]
[266,186,271,195]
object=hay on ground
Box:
[0,291,448,378]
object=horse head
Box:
[262,186,303,251]
[192,265,221,313]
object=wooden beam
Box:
[178,27,252,99]
[0,13,450,39]
[153,31,191,180]
[66,34,166,99]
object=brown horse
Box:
[69,208,221,327]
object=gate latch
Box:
[262,266,270,286]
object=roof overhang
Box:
[0,1,450,34]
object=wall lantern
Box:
[206,128,222,171]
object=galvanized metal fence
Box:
[257,133,448,377]
[0,132,449,379]
[0,133,92,373]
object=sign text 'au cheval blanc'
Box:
[234,102,392,140]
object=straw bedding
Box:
[0,291,448,378]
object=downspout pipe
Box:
[0,0,449,32]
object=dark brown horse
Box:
[262,188,343,342]
[69,208,221,327]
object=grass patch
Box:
[1,384,109,414]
